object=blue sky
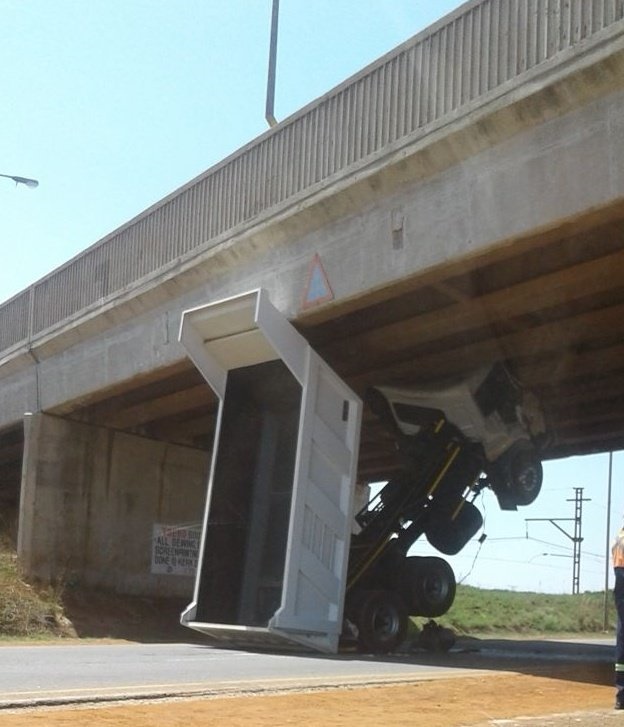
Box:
[2,0,622,594]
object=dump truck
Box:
[178,289,545,654]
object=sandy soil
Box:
[0,662,614,727]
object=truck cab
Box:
[343,363,545,652]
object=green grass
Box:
[411,584,617,636]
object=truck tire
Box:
[425,500,483,555]
[490,440,543,509]
[355,589,408,654]
[407,556,456,618]
[508,444,542,506]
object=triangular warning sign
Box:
[301,253,334,310]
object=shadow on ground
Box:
[60,588,614,688]
[339,634,614,688]
[61,588,205,643]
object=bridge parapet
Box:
[0,290,30,355]
[2,0,623,359]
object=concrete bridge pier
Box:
[17,413,208,596]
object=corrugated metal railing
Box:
[2,0,623,355]
[0,291,30,352]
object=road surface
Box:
[0,637,613,709]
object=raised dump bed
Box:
[178,289,362,653]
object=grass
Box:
[0,535,66,639]
[412,584,617,636]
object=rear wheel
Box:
[355,589,408,654]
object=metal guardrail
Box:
[0,290,30,352]
[2,0,623,356]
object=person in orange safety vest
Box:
[612,525,624,709]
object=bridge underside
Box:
[40,199,624,483]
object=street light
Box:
[0,173,38,188]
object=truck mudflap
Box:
[178,289,362,653]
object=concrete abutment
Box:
[18,413,209,597]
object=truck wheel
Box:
[355,589,408,654]
[410,556,456,618]
[425,501,483,555]
[490,441,543,509]
[508,445,542,506]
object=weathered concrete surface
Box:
[18,413,208,595]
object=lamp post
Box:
[0,173,38,188]
[265,0,279,127]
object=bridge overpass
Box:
[1,0,624,595]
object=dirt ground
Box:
[0,661,615,726]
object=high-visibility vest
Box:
[613,530,624,568]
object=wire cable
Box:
[457,490,487,584]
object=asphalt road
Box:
[0,637,614,709]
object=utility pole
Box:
[567,488,590,595]
[604,452,613,630]
[526,487,591,594]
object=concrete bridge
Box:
[2,0,624,596]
